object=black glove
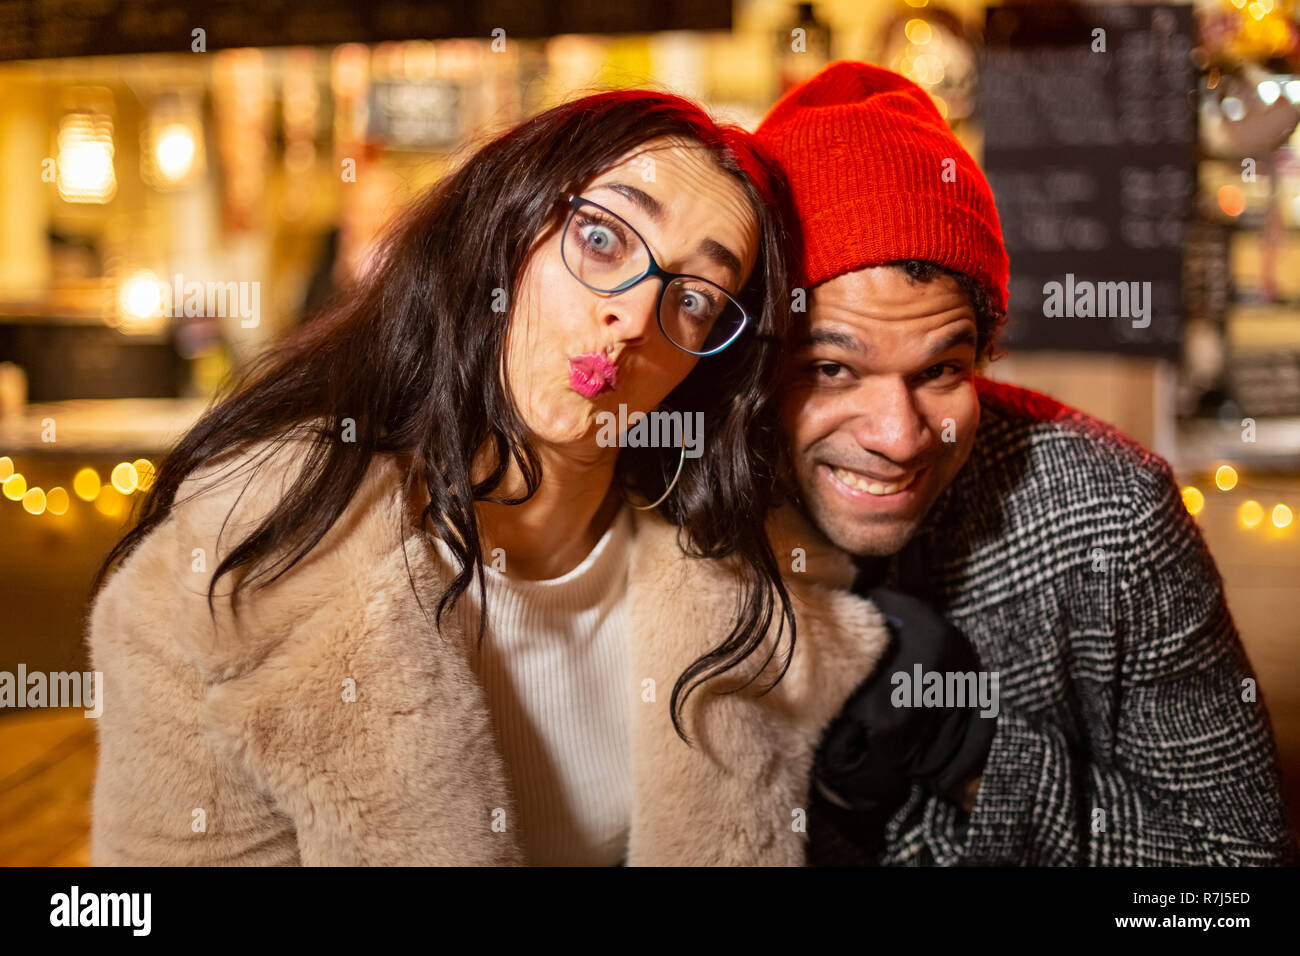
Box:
[813,586,997,814]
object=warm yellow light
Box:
[46,487,70,515]
[154,123,196,182]
[132,458,156,491]
[1181,486,1205,516]
[22,487,46,515]
[912,53,945,86]
[94,486,124,517]
[56,111,117,204]
[905,19,933,45]
[1273,504,1293,528]
[3,473,26,500]
[904,0,929,6]
[1215,465,1238,491]
[73,467,101,501]
[120,271,163,321]
[1240,499,1264,528]
[1267,16,1290,53]
[111,462,139,493]
[0,456,12,480]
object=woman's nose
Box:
[600,278,660,343]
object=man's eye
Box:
[812,362,845,379]
[922,363,960,382]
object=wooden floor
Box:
[0,710,94,866]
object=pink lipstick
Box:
[568,352,618,398]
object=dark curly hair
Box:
[889,259,1007,362]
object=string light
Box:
[94,487,124,518]
[46,488,70,516]
[110,462,139,494]
[134,459,156,491]
[73,467,101,501]
[2,473,26,501]
[22,488,46,515]
[3,453,1290,543]
[0,457,153,519]
[1180,465,1296,540]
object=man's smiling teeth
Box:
[832,466,914,496]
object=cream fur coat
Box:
[88,431,888,866]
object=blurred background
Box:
[1,0,1298,865]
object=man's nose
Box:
[845,377,935,466]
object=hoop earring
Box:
[627,405,687,511]
[631,442,686,511]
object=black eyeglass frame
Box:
[558,192,753,357]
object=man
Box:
[756,62,1297,865]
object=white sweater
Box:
[429,507,633,866]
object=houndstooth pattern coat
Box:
[814,377,1297,866]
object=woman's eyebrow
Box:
[593,181,743,282]
[699,238,742,283]
[592,181,664,222]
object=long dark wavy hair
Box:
[91,90,800,744]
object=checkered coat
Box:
[819,378,1296,866]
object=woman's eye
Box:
[813,362,845,379]
[678,289,719,323]
[574,214,628,259]
[581,224,617,252]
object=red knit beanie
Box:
[755,61,1009,313]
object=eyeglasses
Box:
[558,193,752,356]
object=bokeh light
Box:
[111,462,139,494]
[45,487,70,515]
[73,467,101,501]
[3,473,27,501]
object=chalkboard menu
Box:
[981,3,1197,358]
[0,0,731,61]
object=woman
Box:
[87,90,889,866]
